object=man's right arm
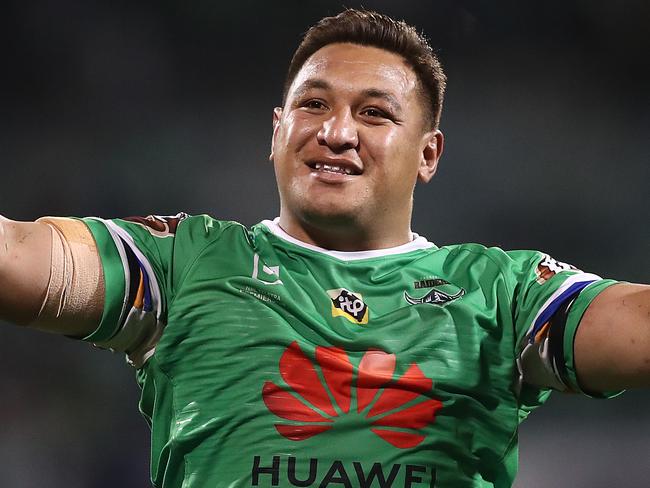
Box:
[0,215,103,337]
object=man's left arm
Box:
[574,283,650,391]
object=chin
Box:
[300,202,363,228]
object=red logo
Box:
[262,342,442,449]
[123,213,187,237]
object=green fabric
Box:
[82,215,619,488]
[81,218,126,343]
[564,279,622,397]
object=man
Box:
[1,9,648,488]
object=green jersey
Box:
[80,214,618,488]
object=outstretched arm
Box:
[0,215,103,336]
[574,283,650,391]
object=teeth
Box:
[312,163,353,175]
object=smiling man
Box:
[272,41,442,250]
[0,9,649,488]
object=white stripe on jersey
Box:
[523,272,602,340]
[262,218,435,261]
[104,220,163,319]
[89,218,133,332]
[87,218,165,368]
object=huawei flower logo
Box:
[262,342,442,449]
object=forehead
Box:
[288,43,419,100]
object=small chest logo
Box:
[252,253,283,285]
[327,289,369,324]
[404,278,464,306]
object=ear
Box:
[269,107,283,162]
[417,129,444,183]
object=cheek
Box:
[274,118,314,186]
[363,131,393,168]
[370,131,421,190]
[368,131,416,175]
[280,113,317,151]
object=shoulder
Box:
[112,213,249,245]
[439,242,542,269]
[176,214,248,240]
[434,243,546,293]
[85,213,254,269]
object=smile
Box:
[314,163,354,175]
[306,160,362,176]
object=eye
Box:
[302,99,327,111]
[361,107,391,120]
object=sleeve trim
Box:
[564,279,624,398]
[523,272,602,345]
[547,294,578,390]
[105,220,163,319]
[81,218,127,342]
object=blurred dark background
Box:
[1,1,648,486]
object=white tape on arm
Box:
[34,217,104,334]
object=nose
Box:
[317,109,359,152]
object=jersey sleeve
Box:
[80,213,189,367]
[508,251,621,398]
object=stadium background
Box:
[1,1,648,486]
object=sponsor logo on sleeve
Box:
[123,212,188,238]
[535,254,579,284]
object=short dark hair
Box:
[283,9,447,129]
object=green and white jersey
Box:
[80,214,619,488]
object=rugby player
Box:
[1,9,648,488]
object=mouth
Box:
[306,160,363,176]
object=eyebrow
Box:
[361,88,403,114]
[291,78,403,113]
[291,79,331,101]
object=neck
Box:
[278,213,413,252]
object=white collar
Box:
[260,218,435,261]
